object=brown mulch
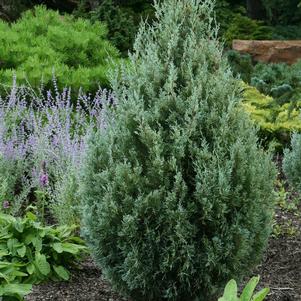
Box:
[25,259,127,301]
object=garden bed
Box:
[26,203,301,301]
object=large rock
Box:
[233,40,301,65]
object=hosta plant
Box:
[0,211,87,293]
[218,276,269,301]
[81,0,276,300]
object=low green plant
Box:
[224,14,272,46]
[251,61,301,104]
[0,6,120,94]
[0,211,87,299]
[242,83,301,149]
[76,0,154,55]
[218,276,269,301]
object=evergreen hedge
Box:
[81,0,276,300]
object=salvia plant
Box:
[81,0,276,300]
[0,77,113,224]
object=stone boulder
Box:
[232,40,301,65]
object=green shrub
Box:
[88,0,154,56]
[242,83,301,149]
[250,61,301,103]
[226,50,254,82]
[218,276,269,301]
[0,211,87,299]
[224,14,272,46]
[0,6,120,94]
[81,0,276,300]
[283,133,301,193]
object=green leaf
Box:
[53,265,70,281]
[17,245,26,258]
[52,242,63,253]
[241,276,260,301]
[14,220,25,233]
[35,253,50,276]
[1,283,32,296]
[26,263,35,275]
[32,237,42,252]
[26,211,37,221]
[251,288,270,301]
[222,279,238,301]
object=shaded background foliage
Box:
[1,0,301,52]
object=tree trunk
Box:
[246,0,266,20]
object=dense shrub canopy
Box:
[81,0,276,300]
[0,6,120,94]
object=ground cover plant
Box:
[242,83,301,149]
[80,0,276,300]
[0,78,111,225]
[0,211,87,300]
[0,6,120,95]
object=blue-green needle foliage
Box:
[81,0,276,300]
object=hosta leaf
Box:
[241,276,260,301]
[32,237,42,252]
[35,253,50,276]
[14,220,25,233]
[52,242,63,253]
[222,279,238,300]
[1,283,32,296]
[53,265,70,280]
[251,288,270,301]
[26,263,35,275]
[17,245,26,257]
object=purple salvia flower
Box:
[39,173,49,187]
[2,200,10,209]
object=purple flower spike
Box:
[2,200,10,209]
[40,173,49,187]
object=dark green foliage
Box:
[226,50,254,82]
[270,25,301,40]
[81,0,276,300]
[0,6,120,94]
[0,0,79,21]
[262,0,301,25]
[0,212,87,299]
[223,14,272,46]
[77,0,154,55]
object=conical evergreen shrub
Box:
[80,0,276,300]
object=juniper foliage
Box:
[81,0,276,300]
[283,133,301,193]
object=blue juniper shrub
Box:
[80,0,276,300]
